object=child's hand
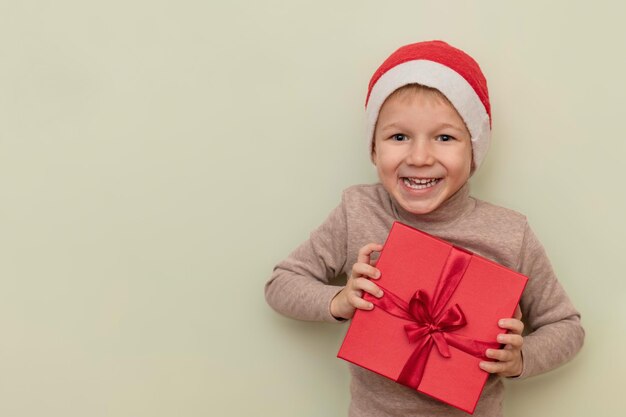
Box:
[330,243,384,320]
[479,305,524,377]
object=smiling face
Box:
[372,85,472,215]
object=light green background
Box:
[1,1,623,416]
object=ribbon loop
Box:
[437,304,467,332]
[408,290,433,323]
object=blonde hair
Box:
[386,83,451,105]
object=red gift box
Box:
[337,221,528,414]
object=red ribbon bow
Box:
[371,246,499,389]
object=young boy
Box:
[265,41,584,417]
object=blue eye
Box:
[391,134,408,141]
[437,135,454,142]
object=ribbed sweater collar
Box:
[388,182,475,231]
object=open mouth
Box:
[401,177,441,190]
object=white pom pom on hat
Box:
[365,40,492,170]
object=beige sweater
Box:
[265,183,584,417]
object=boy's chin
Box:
[393,194,445,215]
[400,203,440,215]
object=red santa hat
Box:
[365,40,492,169]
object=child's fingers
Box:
[348,291,374,310]
[356,243,384,265]
[478,358,523,376]
[351,262,381,280]
[351,277,383,298]
[513,304,522,320]
[496,333,523,348]
[498,318,524,335]
[479,360,508,374]
[485,348,517,362]
[345,277,384,310]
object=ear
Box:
[469,147,476,175]
[370,141,377,165]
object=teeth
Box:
[402,177,439,190]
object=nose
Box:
[405,138,435,166]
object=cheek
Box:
[458,143,472,167]
[465,146,474,176]
[372,149,398,181]
[446,146,472,177]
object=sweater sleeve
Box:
[515,223,585,379]
[264,197,349,322]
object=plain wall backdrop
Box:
[1,1,624,416]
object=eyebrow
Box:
[378,121,467,133]
[378,122,404,132]
[436,122,467,133]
